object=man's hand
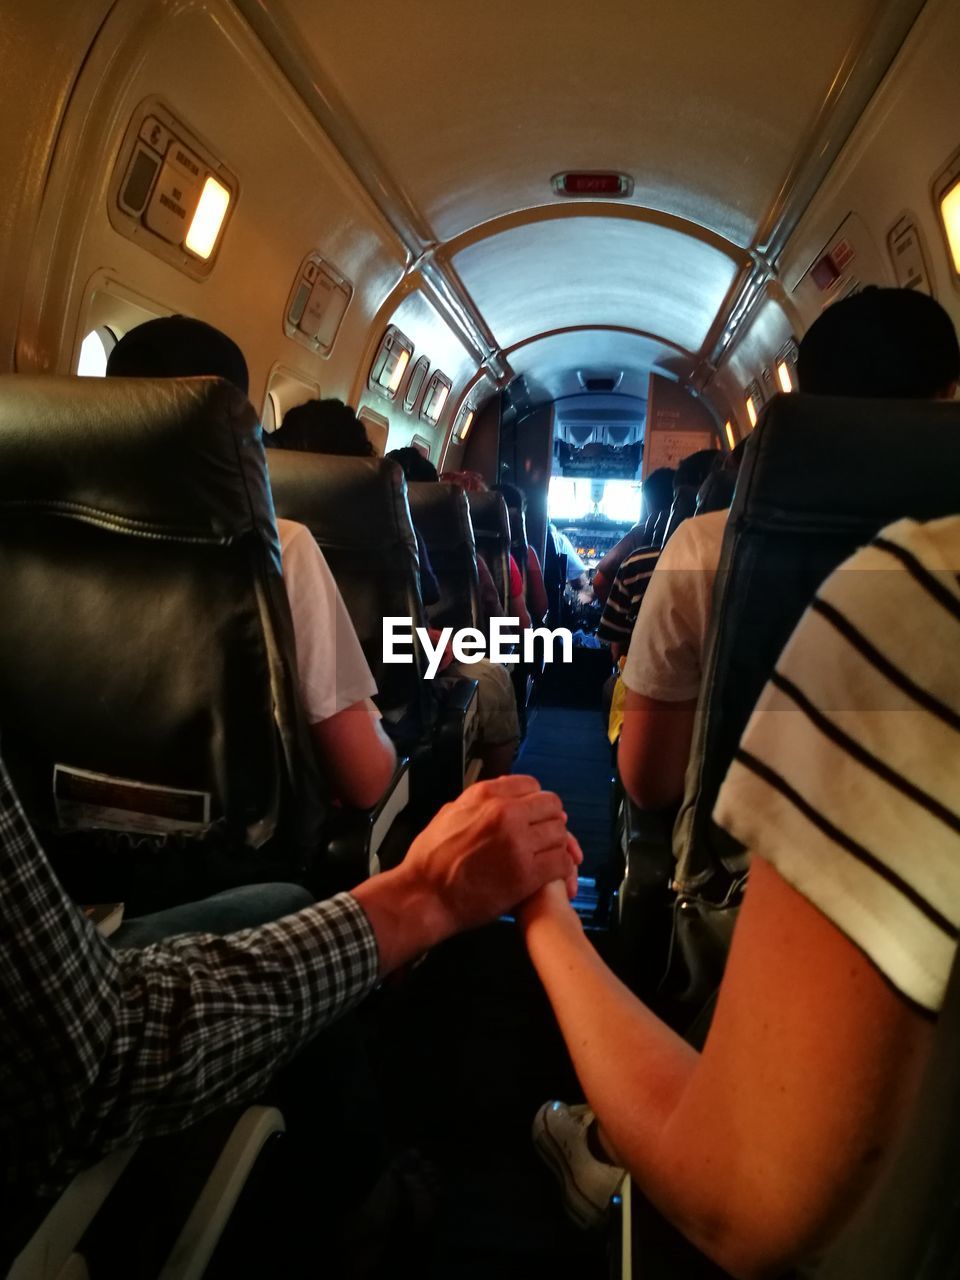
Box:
[351,776,581,976]
[402,776,580,933]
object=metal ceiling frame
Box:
[235,0,929,400]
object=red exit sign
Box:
[552,171,634,198]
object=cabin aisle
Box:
[516,701,614,885]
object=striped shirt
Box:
[714,516,960,1013]
[597,545,661,646]
[0,754,379,1200]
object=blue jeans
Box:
[111,883,315,948]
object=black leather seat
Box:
[267,453,432,736]
[407,482,482,632]
[695,467,736,515]
[268,454,477,810]
[620,391,960,1007]
[0,376,324,913]
[466,490,512,608]
[659,484,698,547]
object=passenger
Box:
[493,481,550,622]
[598,450,729,663]
[525,513,959,1277]
[0,752,580,1242]
[549,523,589,589]
[267,398,440,607]
[386,448,522,778]
[592,466,675,603]
[618,287,960,811]
[106,318,396,809]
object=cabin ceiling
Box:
[240,0,924,406]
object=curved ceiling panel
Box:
[266,0,881,247]
[506,330,683,405]
[451,218,739,355]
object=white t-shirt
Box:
[714,516,960,1014]
[555,530,586,580]
[277,518,377,724]
[622,510,727,702]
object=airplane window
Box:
[77,327,117,377]
[746,394,759,428]
[776,360,794,393]
[724,420,736,449]
[262,390,281,433]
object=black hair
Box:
[494,481,526,511]
[640,467,675,519]
[675,449,721,491]
[106,315,249,394]
[386,447,438,483]
[797,286,960,399]
[269,398,373,456]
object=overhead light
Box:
[459,410,475,440]
[941,177,960,273]
[746,396,758,428]
[387,348,411,394]
[776,360,794,393]
[185,175,231,259]
[724,420,736,450]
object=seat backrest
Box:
[407,482,481,631]
[267,452,431,733]
[504,498,529,594]
[466,490,512,606]
[695,467,736,515]
[0,376,323,912]
[659,484,697,547]
[675,391,960,892]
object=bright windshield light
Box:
[599,480,642,524]
[548,476,593,519]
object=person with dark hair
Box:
[386,446,439,483]
[494,481,549,622]
[797,285,960,399]
[388,449,522,778]
[269,398,375,457]
[592,466,676,603]
[617,288,959,814]
[598,448,730,665]
[106,317,396,810]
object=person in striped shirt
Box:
[525,514,960,1276]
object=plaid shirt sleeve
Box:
[0,756,379,1197]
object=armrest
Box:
[431,678,480,799]
[323,757,411,888]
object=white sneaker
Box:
[532,1101,625,1228]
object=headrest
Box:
[696,468,736,515]
[0,375,273,548]
[267,452,416,552]
[660,485,697,546]
[466,490,510,540]
[408,482,475,552]
[736,392,960,527]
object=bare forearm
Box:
[523,906,697,1165]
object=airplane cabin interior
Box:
[3,0,960,1276]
